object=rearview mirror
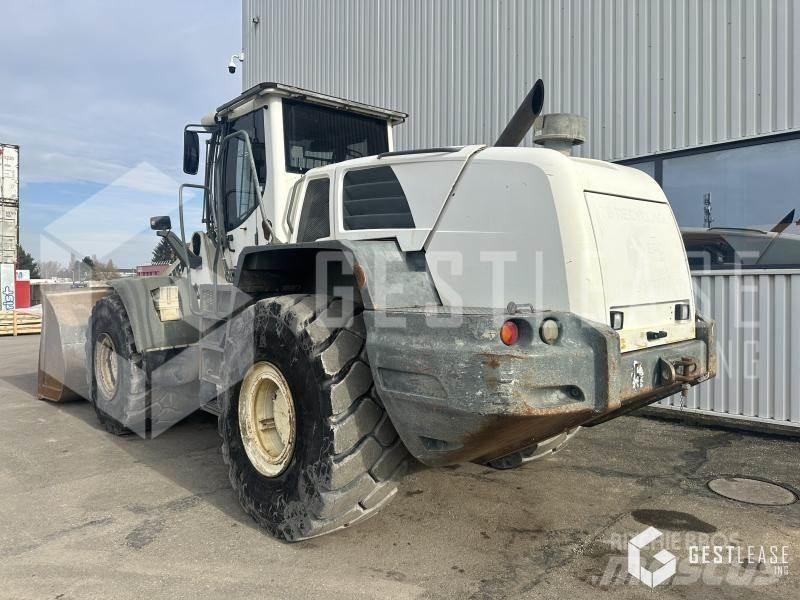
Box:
[183,130,200,175]
[150,215,172,231]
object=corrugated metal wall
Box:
[242,0,800,160]
[658,270,800,428]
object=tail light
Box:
[539,319,560,344]
[500,320,519,345]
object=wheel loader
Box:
[38,80,716,541]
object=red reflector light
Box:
[500,320,519,345]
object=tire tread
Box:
[86,293,145,435]
[220,293,410,541]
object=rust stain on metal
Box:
[479,352,529,396]
[483,355,501,369]
[464,412,592,464]
[478,352,527,368]
[444,378,696,465]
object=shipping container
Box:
[0,201,18,264]
[0,144,19,202]
[0,263,15,310]
[0,144,19,265]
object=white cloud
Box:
[1,1,241,264]
[40,162,204,266]
[0,3,241,181]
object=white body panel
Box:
[288,146,696,352]
[187,232,226,286]
[263,95,301,244]
[334,151,465,251]
[208,91,694,353]
[424,154,570,313]
[585,192,694,350]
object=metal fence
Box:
[656,269,800,429]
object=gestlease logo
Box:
[628,527,677,588]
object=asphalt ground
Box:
[1,334,798,599]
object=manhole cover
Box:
[708,477,797,506]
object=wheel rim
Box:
[94,333,119,400]
[239,361,297,477]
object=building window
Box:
[618,133,800,231]
[662,139,800,229]
[627,161,655,178]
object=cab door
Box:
[218,109,268,270]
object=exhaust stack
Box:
[495,79,545,147]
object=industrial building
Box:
[242,0,800,230]
[241,0,800,431]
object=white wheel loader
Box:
[38,80,715,541]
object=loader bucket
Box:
[37,286,112,402]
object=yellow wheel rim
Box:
[238,361,297,477]
[94,333,118,400]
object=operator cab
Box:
[180,82,407,272]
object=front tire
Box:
[220,294,409,541]
[86,293,146,435]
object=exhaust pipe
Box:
[494,79,545,147]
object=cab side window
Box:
[296,178,331,242]
[221,110,267,231]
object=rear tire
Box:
[86,293,146,435]
[219,294,409,541]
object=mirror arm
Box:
[176,183,208,318]
[157,230,201,269]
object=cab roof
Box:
[215,82,408,125]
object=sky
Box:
[3,2,797,270]
[0,1,242,267]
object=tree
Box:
[86,255,119,281]
[152,237,177,263]
[16,244,40,278]
[38,260,65,279]
[67,258,92,282]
